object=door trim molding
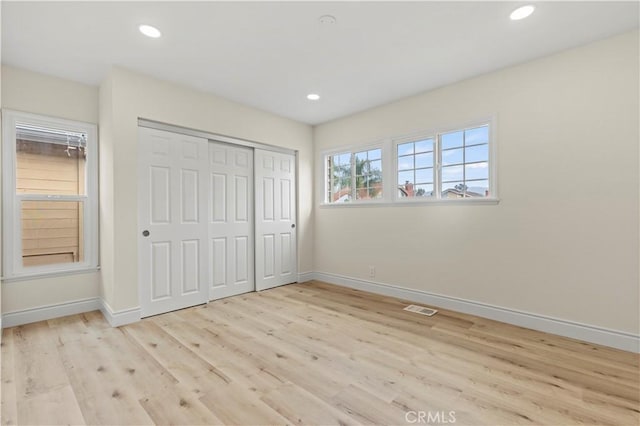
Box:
[138,118,296,156]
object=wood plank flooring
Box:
[1,281,639,425]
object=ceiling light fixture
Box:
[510,5,535,20]
[139,24,162,38]
[307,93,320,101]
[319,15,336,25]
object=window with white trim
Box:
[2,110,99,279]
[440,125,490,198]
[325,147,383,203]
[397,137,435,198]
[395,123,492,200]
[321,119,495,205]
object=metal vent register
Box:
[403,304,438,316]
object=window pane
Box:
[369,159,382,173]
[441,181,467,198]
[442,165,463,182]
[16,139,86,195]
[398,155,413,171]
[351,148,383,201]
[415,139,433,153]
[415,152,433,169]
[414,184,434,197]
[329,153,352,203]
[368,187,382,199]
[335,153,350,166]
[465,126,489,145]
[355,151,367,164]
[355,174,367,188]
[465,162,489,180]
[21,200,83,267]
[398,142,414,156]
[442,148,464,166]
[398,170,413,185]
[465,144,488,163]
[415,168,433,184]
[332,163,351,185]
[368,148,382,161]
[466,180,489,198]
[356,178,383,200]
[441,131,463,150]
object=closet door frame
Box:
[138,119,298,313]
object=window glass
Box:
[16,135,87,196]
[439,125,490,198]
[329,152,352,203]
[327,148,383,203]
[3,111,97,278]
[325,121,492,204]
[355,149,383,200]
[21,200,83,267]
[441,131,463,150]
[397,138,435,198]
[442,148,463,166]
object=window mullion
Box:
[435,134,442,199]
[351,152,356,201]
[462,130,467,197]
[17,194,87,201]
[327,156,333,204]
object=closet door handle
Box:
[291,224,296,229]
[142,230,150,237]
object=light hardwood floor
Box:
[1,281,639,425]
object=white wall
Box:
[1,65,100,315]
[313,31,639,335]
[100,66,313,312]
[98,72,115,308]
[0,37,3,329]
[2,65,98,123]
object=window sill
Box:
[1,266,101,283]
[319,198,500,208]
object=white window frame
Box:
[321,142,391,205]
[2,109,99,280]
[393,132,437,201]
[320,116,498,207]
[394,118,498,202]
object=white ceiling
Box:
[2,1,638,125]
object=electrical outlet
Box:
[368,265,375,278]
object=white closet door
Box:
[138,127,209,317]
[255,149,297,291]
[209,142,255,300]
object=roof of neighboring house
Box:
[442,188,484,197]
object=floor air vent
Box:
[403,304,438,316]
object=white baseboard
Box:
[297,271,315,283]
[312,272,640,353]
[1,298,101,328]
[99,300,141,327]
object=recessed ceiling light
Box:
[510,5,535,20]
[319,15,336,25]
[307,93,320,101]
[139,24,162,38]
